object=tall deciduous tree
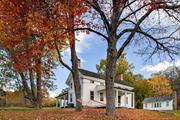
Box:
[54,0,88,112]
[0,0,58,108]
[148,75,173,97]
[72,0,180,116]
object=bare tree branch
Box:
[117,10,152,58]
[54,40,72,72]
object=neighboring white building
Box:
[56,69,135,108]
[143,95,174,111]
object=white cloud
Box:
[75,32,91,53]
[62,32,92,56]
[142,59,180,73]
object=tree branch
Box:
[54,40,72,72]
[84,0,110,34]
[117,10,152,58]
[73,27,108,40]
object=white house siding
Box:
[81,78,106,107]
[65,73,134,108]
[67,75,77,106]
[143,100,173,110]
[81,75,134,108]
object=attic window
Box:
[90,80,94,83]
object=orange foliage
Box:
[0,0,88,72]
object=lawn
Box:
[0,108,179,120]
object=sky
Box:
[49,32,180,97]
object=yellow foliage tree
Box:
[148,75,173,97]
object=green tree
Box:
[96,53,133,77]
[133,80,152,108]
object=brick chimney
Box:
[120,74,123,81]
[77,59,81,68]
[118,74,123,81]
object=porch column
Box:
[56,98,58,108]
[63,96,66,108]
[115,89,118,107]
[124,92,127,107]
[131,93,135,108]
[59,99,62,108]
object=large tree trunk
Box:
[29,67,36,107]
[35,58,42,109]
[19,72,35,106]
[105,39,117,116]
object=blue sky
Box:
[49,32,180,97]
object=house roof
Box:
[56,92,68,99]
[143,95,173,103]
[79,69,133,87]
[56,88,69,98]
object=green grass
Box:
[161,110,180,116]
[0,107,35,112]
[0,106,61,112]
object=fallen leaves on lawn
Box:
[0,108,178,120]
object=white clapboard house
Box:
[143,95,175,110]
[56,69,135,108]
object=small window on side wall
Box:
[70,94,73,102]
[166,101,169,107]
[70,83,72,89]
[145,103,147,108]
[100,93,104,101]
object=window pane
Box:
[166,101,169,106]
[90,91,94,100]
[70,94,72,102]
[100,93,103,101]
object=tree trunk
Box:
[105,39,117,116]
[71,39,82,111]
[19,72,35,106]
[68,0,82,111]
[35,58,42,109]
[19,72,31,98]
[29,67,36,107]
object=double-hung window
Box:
[90,91,94,100]
[100,93,104,101]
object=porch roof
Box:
[56,92,68,99]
